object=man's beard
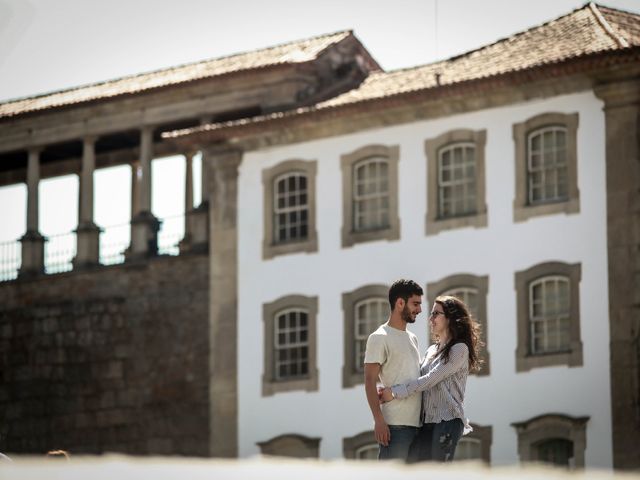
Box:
[401,304,416,323]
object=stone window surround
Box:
[262,295,319,396]
[257,433,321,458]
[342,284,389,388]
[514,261,582,372]
[262,159,318,260]
[341,144,400,248]
[426,274,490,376]
[511,414,589,468]
[343,430,376,459]
[425,129,488,235]
[513,112,580,223]
[462,423,493,464]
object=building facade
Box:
[1,3,639,470]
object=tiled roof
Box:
[0,30,353,120]
[166,2,640,140]
[316,3,640,109]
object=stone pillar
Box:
[199,117,212,208]
[207,146,242,457]
[130,161,140,221]
[127,127,160,260]
[594,78,640,470]
[185,151,194,213]
[180,151,208,254]
[73,136,102,268]
[19,147,45,277]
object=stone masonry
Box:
[0,253,209,455]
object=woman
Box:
[380,295,483,462]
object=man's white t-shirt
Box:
[364,323,422,427]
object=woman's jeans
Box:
[378,425,418,461]
[412,418,464,462]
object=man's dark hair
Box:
[388,279,423,310]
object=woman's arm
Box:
[390,343,468,400]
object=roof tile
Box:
[0,31,352,119]
[316,3,640,109]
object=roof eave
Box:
[166,46,640,146]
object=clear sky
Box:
[1,0,639,247]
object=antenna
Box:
[434,0,439,59]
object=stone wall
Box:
[0,253,209,456]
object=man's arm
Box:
[364,362,389,446]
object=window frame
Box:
[257,433,321,458]
[262,295,318,396]
[513,112,580,222]
[515,262,582,372]
[341,145,400,247]
[512,414,589,468]
[342,284,389,388]
[425,129,487,235]
[343,430,377,460]
[262,159,318,260]
[456,423,492,464]
[426,274,490,376]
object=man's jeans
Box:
[378,425,418,461]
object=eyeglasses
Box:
[429,310,445,318]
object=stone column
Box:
[19,147,46,277]
[185,151,194,214]
[179,151,208,254]
[199,117,213,208]
[207,146,242,457]
[594,78,640,470]
[127,127,160,260]
[183,117,214,254]
[130,161,140,221]
[73,136,102,268]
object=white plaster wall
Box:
[236,91,612,468]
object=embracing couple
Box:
[364,279,482,462]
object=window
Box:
[262,160,318,259]
[353,157,389,231]
[341,145,400,247]
[274,309,310,381]
[257,434,320,458]
[455,424,492,463]
[512,414,588,468]
[439,143,476,217]
[262,295,318,396]
[354,299,387,372]
[274,173,308,243]
[343,431,377,460]
[515,262,582,372]
[427,274,490,376]
[355,444,378,460]
[536,438,574,467]
[425,129,487,235]
[529,276,570,355]
[513,113,579,222]
[528,127,568,204]
[457,438,482,460]
[342,284,388,388]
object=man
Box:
[364,279,423,461]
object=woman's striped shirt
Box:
[391,342,469,426]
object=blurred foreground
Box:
[1,455,639,480]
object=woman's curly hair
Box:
[433,295,484,372]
